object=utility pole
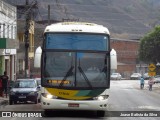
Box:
[48,5,50,25]
[24,0,37,77]
[25,0,30,77]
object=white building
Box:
[0,0,18,80]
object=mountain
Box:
[5,0,160,39]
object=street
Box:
[0,80,160,120]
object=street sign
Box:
[148,63,156,71]
[148,71,156,76]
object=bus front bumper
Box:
[41,95,108,111]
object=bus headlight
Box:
[46,94,53,99]
[42,93,58,99]
[93,95,109,100]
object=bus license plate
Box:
[68,103,79,107]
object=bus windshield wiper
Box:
[59,66,74,87]
[78,66,92,88]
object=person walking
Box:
[0,76,3,97]
[1,71,9,98]
[148,77,154,91]
[140,76,145,89]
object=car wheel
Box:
[34,99,38,104]
[9,100,13,105]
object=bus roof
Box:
[44,22,110,35]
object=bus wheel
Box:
[38,99,41,103]
[97,111,105,117]
[44,110,51,117]
[14,101,17,104]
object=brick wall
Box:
[111,39,140,78]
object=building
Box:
[111,38,148,79]
[0,0,18,80]
[16,20,35,78]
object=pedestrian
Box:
[140,76,145,89]
[148,77,154,91]
[0,76,3,97]
[1,71,9,98]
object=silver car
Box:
[130,73,142,80]
[111,73,122,80]
[154,75,160,84]
[9,79,41,105]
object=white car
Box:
[130,73,142,80]
[143,73,150,80]
[111,73,122,80]
[154,75,160,84]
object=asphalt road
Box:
[0,80,160,120]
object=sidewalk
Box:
[0,95,9,106]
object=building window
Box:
[11,25,13,39]
[8,25,10,38]
[3,24,5,38]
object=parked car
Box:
[111,73,122,80]
[130,73,142,80]
[154,75,160,84]
[143,73,150,80]
[9,78,41,105]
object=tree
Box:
[139,25,160,64]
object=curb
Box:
[0,99,8,106]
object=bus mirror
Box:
[110,49,117,69]
[34,46,42,68]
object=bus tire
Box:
[44,110,51,117]
[14,101,17,104]
[38,98,41,103]
[97,111,105,117]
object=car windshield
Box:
[13,80,36,88]
[112,73,118,75]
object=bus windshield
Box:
[45,33,108,51]
[42,33,110,89]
